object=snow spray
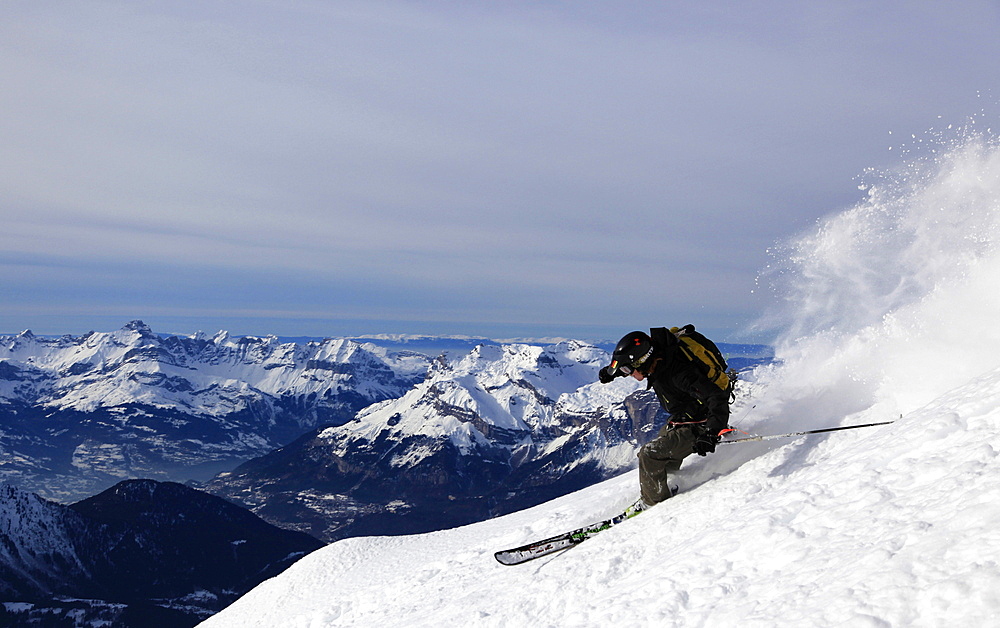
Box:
[747,115,1000,436]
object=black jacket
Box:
[645,328,730,435]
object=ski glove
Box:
[599,366,616,384]
[693,431,719,456]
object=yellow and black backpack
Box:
[652,324,733,394]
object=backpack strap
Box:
[648,327,677,350]
[673,324,728,370]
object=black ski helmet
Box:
[610,331,654,376]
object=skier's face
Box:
[630,369,645,382]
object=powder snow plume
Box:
[745,118,1000,442]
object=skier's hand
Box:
[598,366,616,384]
[693,431,719,456]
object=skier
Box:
[599,328,732,508]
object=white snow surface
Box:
[201,131,1000,626]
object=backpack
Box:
[652,324,732,392]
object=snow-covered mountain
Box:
[0,484,93,600]
[0,321,429,501]
[199,129,1000,626]
[205,340,671,541]
[0,479,322,626]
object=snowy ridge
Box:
[0,485,90,598]
[201,126,1000,625]
[327,339,645,476]
[205,340,652,542]
[0,321,430,501]
[0,320,428,415]
[325,340,636,461]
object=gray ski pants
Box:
[638,424,698,504]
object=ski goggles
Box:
[610,360,633,376]
[610,346,652,376]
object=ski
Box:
[494,500,647,566]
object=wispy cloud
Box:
[2,1,999,339]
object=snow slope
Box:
[201,126,1000,626]
[197,366,1000,627]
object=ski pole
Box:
[719,420,895,445]
[731,403,756,429]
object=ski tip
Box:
[494,550,514,564]
[494,536,574,566]
[494,549,539,566]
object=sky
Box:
[2,1,999,343]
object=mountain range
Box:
[0,320,429,502]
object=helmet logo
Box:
[633,346,653,368]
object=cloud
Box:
[2,1,999,339]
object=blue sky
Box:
[2,1,999,342]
